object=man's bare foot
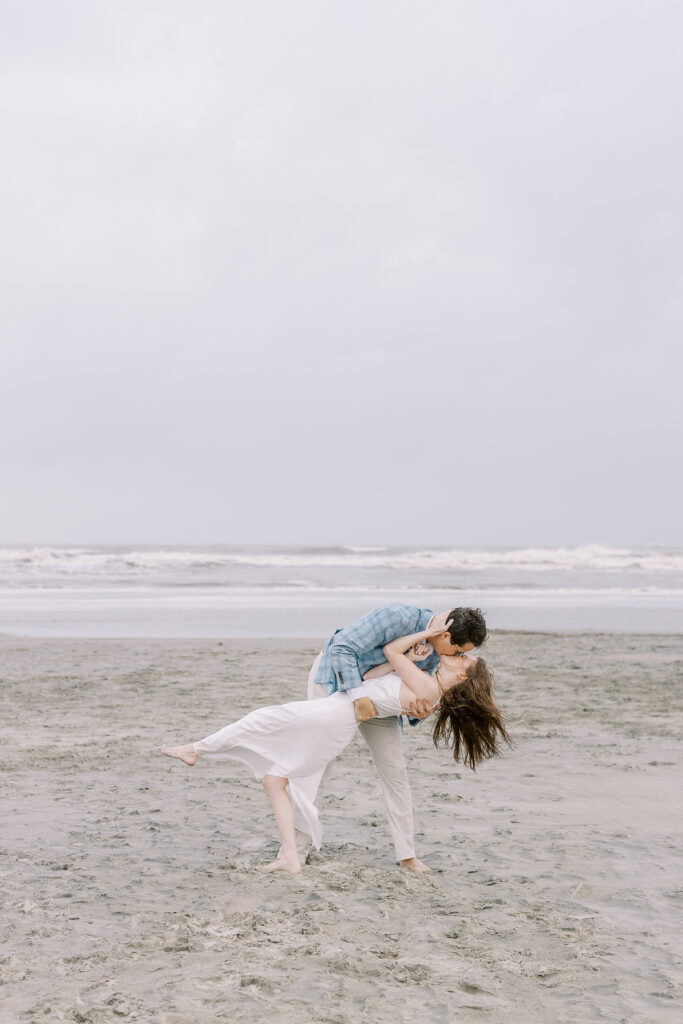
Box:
[399,857,432,874]
[160,744,197,766]
[258,856,302,875]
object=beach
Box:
[1,632,682,1023]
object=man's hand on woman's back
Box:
[353,697,379,722]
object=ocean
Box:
[0,543,681,637]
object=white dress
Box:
[193,674,405,849]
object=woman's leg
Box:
[260,774,303,874]
[161,719,242,765]
[160,743,197,765]
[286,651,327,863]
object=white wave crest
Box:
[220,544,683,573]
[1,544,683,576]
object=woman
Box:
[161,626,509,874]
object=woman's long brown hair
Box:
[432,658,510,769]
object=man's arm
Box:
[329,604,427,690]
[326,641,380,721]
[328,605,430,721]
[327,607,399,693]
[327,640,365,694]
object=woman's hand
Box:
[405,641,433,662]
[425,624,450,641]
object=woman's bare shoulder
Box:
[398,676,440,710]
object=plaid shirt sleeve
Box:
[327,604,427,695]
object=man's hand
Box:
[353,697,379,722]
[407,698,437,720]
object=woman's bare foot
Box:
[160,744,197,766]
[399,857,431,874]
[258,856,302,874]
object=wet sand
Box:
[1,633,682,1023]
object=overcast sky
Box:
[1,1,682,547]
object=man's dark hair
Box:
[445,607,488,648]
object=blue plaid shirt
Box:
[315,604,441,719]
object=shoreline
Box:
[1,622,683,638]
[2,587,683,639]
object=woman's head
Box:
[432,657,510,770]
[436,651,478,684]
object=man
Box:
[300,603,488,873]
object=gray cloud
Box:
[2,1,682,544]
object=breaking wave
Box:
[1,543,682,576]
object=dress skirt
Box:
[193,690,359,849]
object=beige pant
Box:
[292,652,416,863]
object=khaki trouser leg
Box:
[358,716,416,863]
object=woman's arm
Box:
[362,662,394,680]
[363,642,433,680]
[383,630,442,702]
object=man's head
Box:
[430,607,488,655]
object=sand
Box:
[1,632,682,1023]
